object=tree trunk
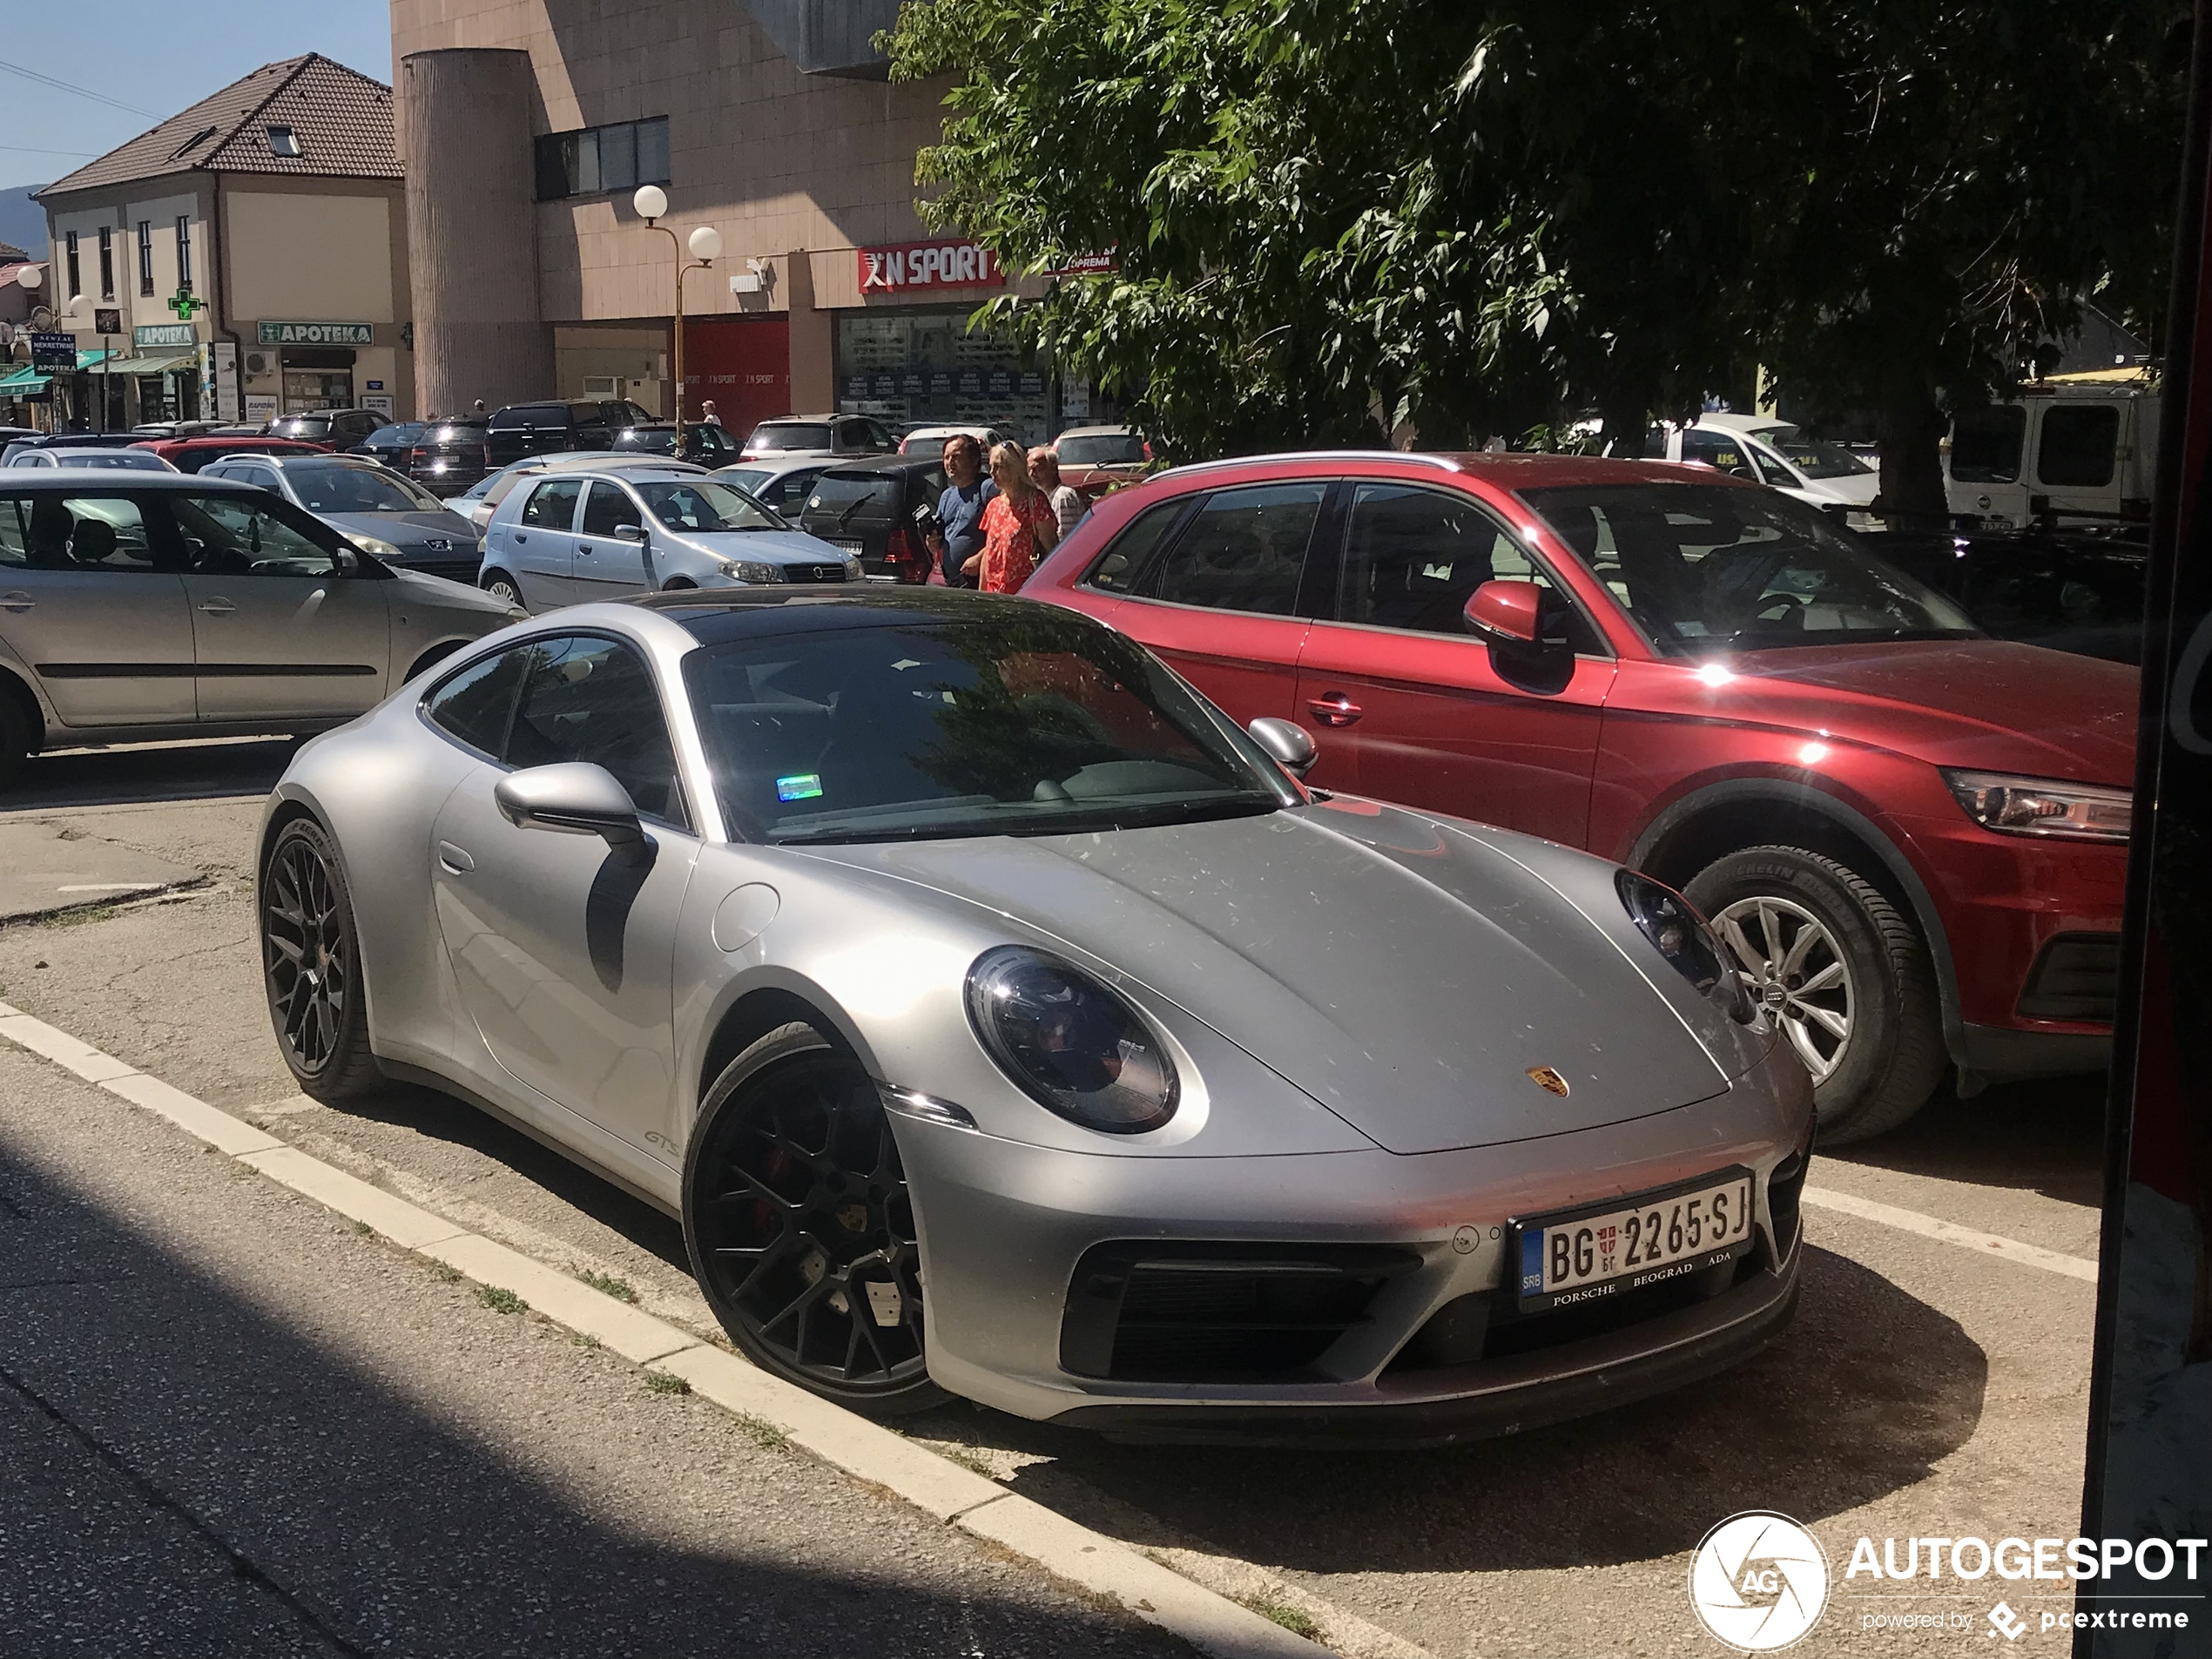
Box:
[1874,380,1951,527]
[1599,389,1649,459]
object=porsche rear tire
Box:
[683,1023,944,1415]
[1685,845,1945,1145]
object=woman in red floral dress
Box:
[964,442,1061,593]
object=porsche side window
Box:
[423,646,532,759]
[1145,482,1325,614]
[1339,484,1602,654]
[1083,496,1189,592]
[504,636,690,829]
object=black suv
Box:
[795,455,948,580]
[266,409,386,448]
[406,417,493,496]
[484,399,655,469]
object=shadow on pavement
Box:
[910,1244,1986,1577]
[0,1140,1171,1658]
[1829,1072,2106,1208]
[2,738,298,812]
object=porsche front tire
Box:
[260,817,383,1102]
[682,1023,944,1415]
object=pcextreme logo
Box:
[1690,1512,1831,1651]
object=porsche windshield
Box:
[1518,482,1979,654]
[684,615,1290,843]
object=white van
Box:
[1945,374,2158,529]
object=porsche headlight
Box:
[965,947,1179,1134]
[718,558,784,585]
[1616,870,1755,1024]
[1942,770,2133,842]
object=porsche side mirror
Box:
[614,522,647,543]
[493,763,646,859]
[1247,716,1318,779]
[1465,578,1543,644]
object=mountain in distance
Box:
[0,185,49,259]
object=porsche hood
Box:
[806,803,1731,1155]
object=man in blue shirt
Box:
[927,433,996,587]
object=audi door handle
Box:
[1306,691,1363,727]
[0,591,31,612]
[197,598,238,616]
[437,840,475,874]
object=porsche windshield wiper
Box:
[767,795,1278,846]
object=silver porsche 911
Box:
[258,589,1812,1445]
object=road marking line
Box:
[1801,1185,2099,1281]
[0,1015,1337,1659]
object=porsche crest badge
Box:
[1527,1066,1571,1097]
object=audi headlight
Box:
[719,558,783,584]
[1942,770,2132,842]
[965,947,1179,1134]
[1616,870,1755,1024]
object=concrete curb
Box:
[0,1001,1331,1659]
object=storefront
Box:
[256,320,376,415]
[129,325,204,424]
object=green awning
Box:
[75,347,120,369]
[0,365,48,391]
[115,349,199,375]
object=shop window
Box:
[834,313,1052,447]
[536,117,671,201]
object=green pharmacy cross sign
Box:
[166,288,206,321]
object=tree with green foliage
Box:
[889,0,2187,507]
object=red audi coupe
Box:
[1026,452,2134,1142]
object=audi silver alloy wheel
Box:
[1712,895,1855,1080]
[264,837,350,1074]
[692,1045,929,1402]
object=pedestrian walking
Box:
[700,400,725,427]
[967,441,1060,593]
[1028,445,1084,536]
[925,433,997,586]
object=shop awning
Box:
[0,366,48,392]
[117,349,200,375]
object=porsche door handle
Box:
[0,591,31,612]
[197,598,238,616]
[1306,691,1363,727]
[436,840,475,874]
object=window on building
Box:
[175,216,193,291]
[535,116,671,201]
[266,125,300,158]
[137,221,154,297]
[97,226,114,300]
[64,231,79,300]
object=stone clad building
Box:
[32,54,413,429]
[393,1,1084,442]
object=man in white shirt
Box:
[1029,446,1085,537]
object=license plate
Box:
[1511,1168,1756,1312]
[828,539,864,556]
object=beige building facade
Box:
[393,1,1084,442]
[33,55,413,431]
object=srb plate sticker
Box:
[776,773,825,802]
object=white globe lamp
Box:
[632,184,668,222]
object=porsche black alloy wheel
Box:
[685,1024,942,1413]
[260,818,382,1100]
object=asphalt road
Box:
[0,741,2114,1658]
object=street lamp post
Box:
[632,185,721,450]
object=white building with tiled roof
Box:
[29,54,414,430]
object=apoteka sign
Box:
[1689,1512,1831,1650]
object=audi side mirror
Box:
[1247,716,1318,779]
[493,763,646,860]
[1465,579,1544,645]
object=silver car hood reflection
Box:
[322,509,477,545]
[803,802,1729,1155]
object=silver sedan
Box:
[258,590,1811,1444]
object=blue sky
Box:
[0,2,393,192]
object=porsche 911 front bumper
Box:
[889,1042,1812,1447]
